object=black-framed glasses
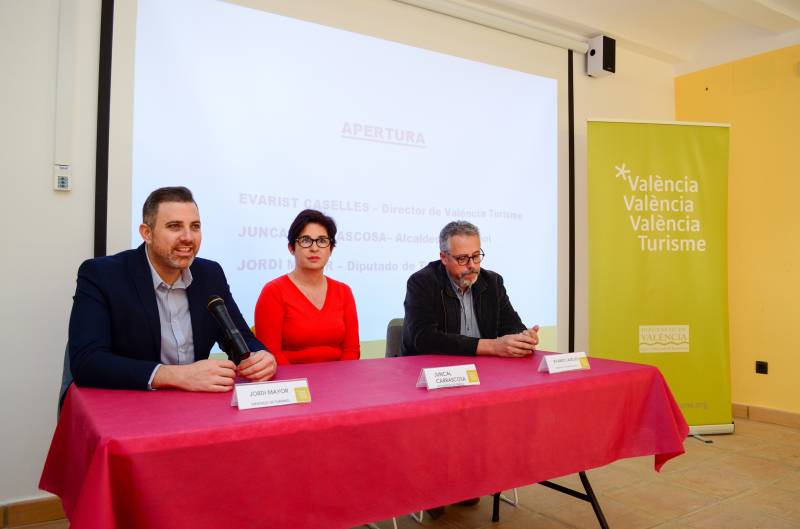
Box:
[448,250,485,266]
[296,236,332,248]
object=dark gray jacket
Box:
[400,260,526,356]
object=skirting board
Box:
[732,402,748,419]
[737,403,800,429]
[3,497,64,527]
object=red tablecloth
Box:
[40,353,688,529]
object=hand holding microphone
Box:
[237,350,277,382]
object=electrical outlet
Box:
[755,360,768,374]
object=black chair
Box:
[384,318,403,357]
[58,343,73,415]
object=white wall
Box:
[0,0,99,503]
[572,47,676,352]
[0,0,674,504]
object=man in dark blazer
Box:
[401,220,539,358]
[68,186,276,391]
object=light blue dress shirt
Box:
[449,277,481,339]
[145,248,196,388]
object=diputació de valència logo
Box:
[614,162,707,253]
[639,325,690,353]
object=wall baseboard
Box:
[2,497,64,528]
[747,404,800,429]
[732,402,749,419]
[732,402,800,429]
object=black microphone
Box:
[207,295,251,365]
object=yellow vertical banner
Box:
[588,120,731,429]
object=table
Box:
[40,353,688,529]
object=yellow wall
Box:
[675,45,800,414]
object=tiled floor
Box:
[21,418,800,529]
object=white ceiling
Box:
[418,0,800,73]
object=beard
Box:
[167,253,195,269]
[458,270,478,288]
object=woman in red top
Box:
[254,209,360,364]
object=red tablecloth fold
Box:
[41,353,688,529]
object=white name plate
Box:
[231,378,311,410]
[538,352,590,374]
[416,364,480,390]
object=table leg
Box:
[539,471,610,529]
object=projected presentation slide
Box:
[130,0,558,348]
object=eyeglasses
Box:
[448,250,485,266]
[295,236,332,248]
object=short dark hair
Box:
[288,209,337,248]
[142,186,196,226]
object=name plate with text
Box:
[538,352,590,374]
[416,364,480,390]
[231,378,311,410]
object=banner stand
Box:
[588,119,732,430]
[689,424,735,436]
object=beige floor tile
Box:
[696,431,769,453]
[733,486,800,524]
[732,418,776,433]
[654,442,725,475]
[537,471,642,497]
[579,465,654,493]
[714,452,796,484]
[515,482,576,511]
[441,497,538,529]
[680,436,724,453]
[772,470,800,493]
[545,473,585,489]
[679,500,799,529]
[547,496,664,529]
[484,510,577,529]
[648,521,698,529]
[611,446,707,477]
[741,441,800,467]
[516,486,621,523]
[661,462,760,498]
[605,481,717,519]
[732,420,800,445]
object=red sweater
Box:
[254,275,360,365]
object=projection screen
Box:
[106,0,570,355]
